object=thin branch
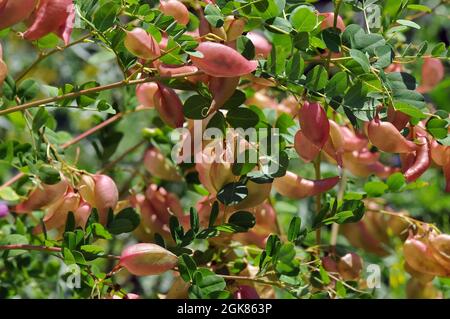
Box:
[0,71,202,117]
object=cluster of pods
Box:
[15,174,118,234]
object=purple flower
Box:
[0,201,9,218]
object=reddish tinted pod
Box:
[0,43,6,87]
[208,76,240,114]
[403,236,447,277]
[430,139,447,166]
[153,82,185,128]
[93,174,119,225]
[404,136,430,183]
[246,32,272,58]
[337,252,363,280]
[387,106,410,131]
[0,0,38,30]
[417,58,445,93]
[319,12,345,32]
[159,0,190,26]
[157,64,198,77]
[273,171,339,199]
[136,82,159,108]
[190,42,258,77]
[444,161,450,193]
[39,191,80,232]
[74,202,91,229]
[339,126,367,152]
[120,243,178,276]
[294,130,321,162]
[234,286,260,299]
[56,3,75,45]
[429,234,450,269]
[367,118,417,153]
[143,147,182,182]
[15,178,68,213]
[124,28,161,60]
[23,0,73,43]
[224,16,246,42]
[298,101,330,149]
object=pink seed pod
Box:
[136,82,159,108]
[23,0,73,43]
[145,184,184,225]
[74,202,91,229]
[417,57,444,93]
[387,106,410,131]
[120,243,178,276]
[430,139,447,166]
[246,32,272,58]
[0,0,38,30]
[15,178,69,213]
[234,285,260,299]
[339,126,367,152]
[208,76,240,114]
[444,161,450,193]
[224,16,246,42]
[157,64,198,77]
[318,12,346,32]
[0,43,6,87]
[124,28,161,60]
[77,174,96,206]
[39,191,80,232]
[144,147,182,182]
[404,136,430,183]
[294,130,321,162]
[190,42,258,77]
[56,3,75,45]
[153,82,185,128]
[367,118,417,153]
[93,174,119,225]
[273,171,339,199]
[429,234,450,270]
[298,101,330,149]
[337,252,363,281]
[321,256,339,273]
[159,0,190,26]
[403,236,447,277]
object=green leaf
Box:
[80,245,104,260]
[407,4,431,13]
[228,211,256,230]
[32,107,49,132]
[222,90,246,109]
[374,45,393,69]
[0,186,20,202]
[209,201,220,227]
[305,65,328,91]
[322,28,341,53]
[426,118,448,139]
[344,81,368,109]
[396,19,420,30]
[17,79,39,101]
[287,216,301,242]
[364,181,388,197]
[217,182,248,206]
[265,17,292,34]
[226,107,259,129]
[290,7,317,32]
[387,173,406,192]
[38,164,61,185]
[183,95,210,119]
[236,36,255,60]
[192,268,226,297]
[204,4,224,28]
[178,254,197,282]
[92,1,119,31]
[431,42,446,57]
[325,71,348,96]
[189,207,199,234]
[108,208,140,234]
[350,49,370,72]
[393,101,426,120]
